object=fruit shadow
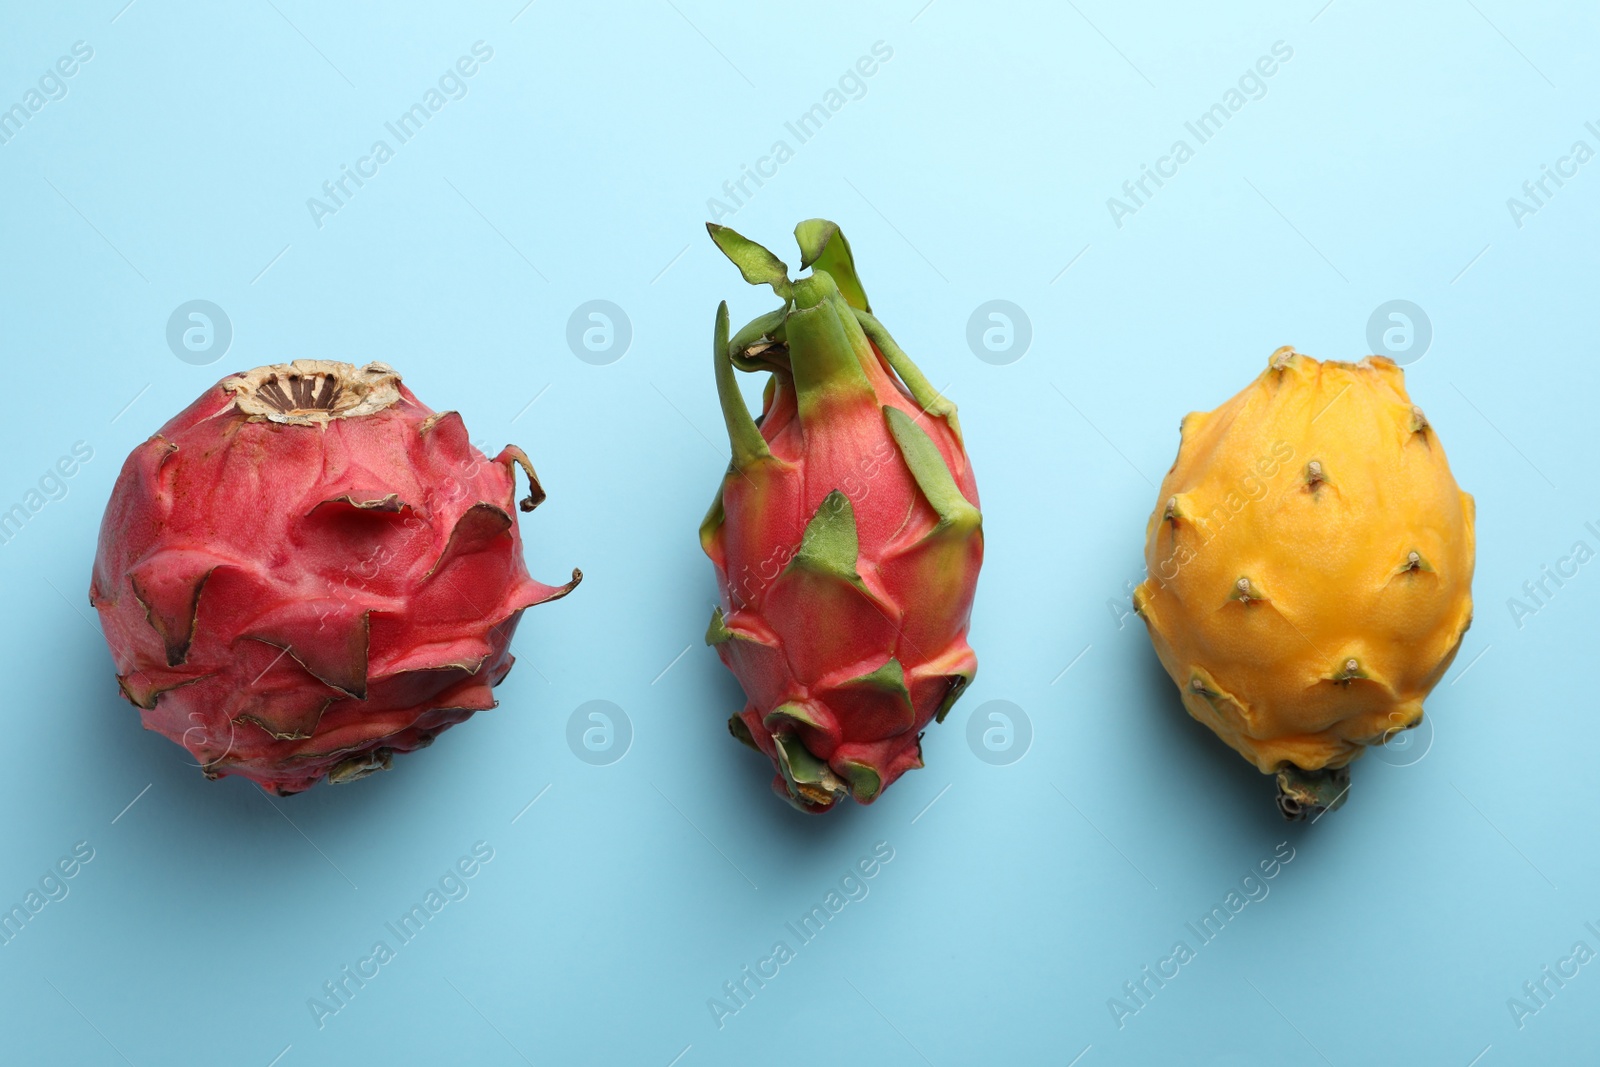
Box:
[703,668,872,863]
[1127,638,1291,840]
[74,638,437,882]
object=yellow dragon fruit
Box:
[1133,347,1475,818]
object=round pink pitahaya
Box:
[90,360,580,795]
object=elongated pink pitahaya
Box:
[90,360,580,795]
[701,220,983,812]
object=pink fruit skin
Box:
[705,290,983,811]
[90,364,578,795]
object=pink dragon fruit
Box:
[701,220,984,812]
[90,360,579,795]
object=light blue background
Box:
[1,1,1596,1064]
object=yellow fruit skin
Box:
[1133,348,1475,775]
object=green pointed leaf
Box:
[840,760,882,803]
[705,604,777,649]
[727,713,759,751]
[852,309,960,438]
[843,657,912,709]
[698,483,726,557]
[705,606,733,646]
[789,270,833,312]
[847,656,906,691]
[934,671,973,724]
[773,733,847,809]
[794,219,869,311]
[727,306,790,371]
[793,219,838,270]
[713,301,771,471]
[785,273,877,422]
[884,407,981,535]
[786,490,861,583]
[706,223,792,300]
[763,701,825,733]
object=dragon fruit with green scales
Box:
[700,219,984,813]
